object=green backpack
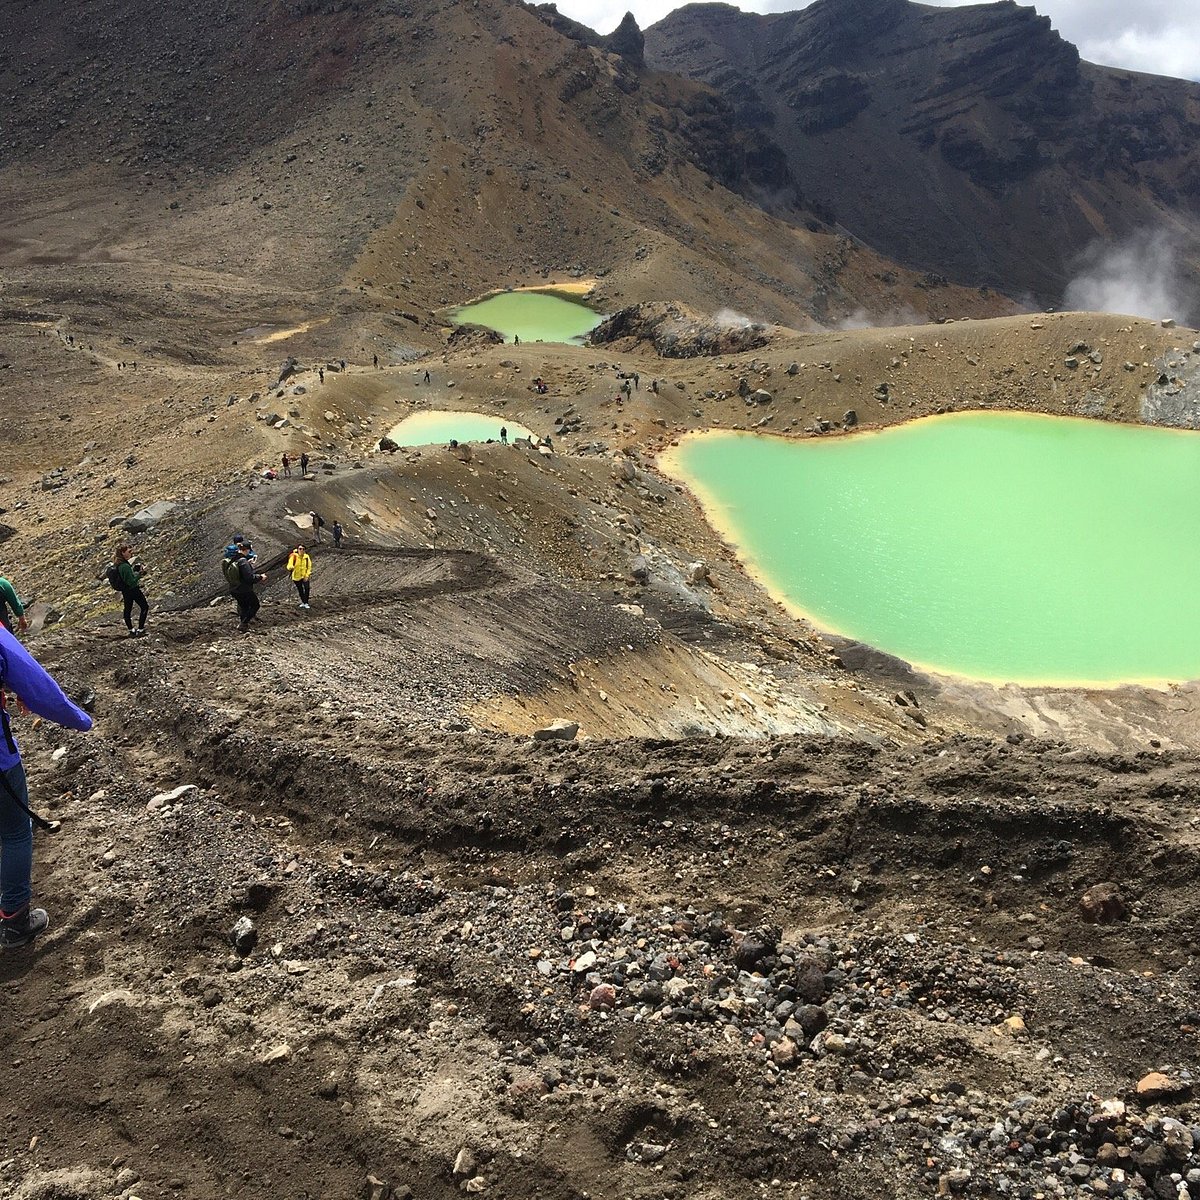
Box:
[223,557,242,591]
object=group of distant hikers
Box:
[0,508,351,950]
[218,515,342,632]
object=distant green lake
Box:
[451,292,602,344]
[662,412,1200,685]
[387,410,533,447]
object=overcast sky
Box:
[553,0,1200,82]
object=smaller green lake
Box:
[663,412,1200,685]
[451,292,602,344]
[386,410,533,447]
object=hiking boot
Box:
[0,906,49,949]
[127,628,138,638]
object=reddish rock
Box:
[1136,1071,1186,1102]
[588,984,618,1010]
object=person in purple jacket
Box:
[0,625,93,948]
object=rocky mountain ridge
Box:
[646,0,1200,319]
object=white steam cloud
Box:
[833,304,929,331]
[713,307,755,329]
[1062,229,1191,323]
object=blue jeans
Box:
[0,763,33,913]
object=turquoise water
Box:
[663,412,1200,684]
[451,292,602,344]
[387,410,533,446]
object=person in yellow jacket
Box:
[286,543,313,609]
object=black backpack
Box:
[106,565,123,592]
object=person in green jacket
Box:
[113,545,149,637]
[0,576,26,635]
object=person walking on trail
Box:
[373,354,379,369]
[332,521,344,549]
[282,452,291,478]
[112,545,149,637]
[423,369,430,385]
[0,624,92,947]
[300,451,310,477]
[500,426,507,445]
[0,575,27,635]
[287,544,313,609]
[310,511,325,543]
[319,368,325,384]
[225,544,266,633]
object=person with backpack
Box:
[310,511,325,543]
[0,574,26,635]
[287,543,312,609]
[110,545,149,637]
[0,623,93,947]
[282,452,291,478]
[224,544,266,633]
[300,452,310,477]
[331,521,344,549]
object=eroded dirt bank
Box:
[2,585,1199,1199]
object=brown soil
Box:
[1,2,1199,1196]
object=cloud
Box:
[1061,229,1192,322]
[832,304,928,330]
[550,0,1200,81]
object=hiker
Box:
[225,544,266,633]
[319,368,325,384]
[500,426,507,444]
[310,511,325,543]
[633,372,640,390]
[287,543,312,609]
[621,379,632,399]
[650,379,658,395]
[0,625,93,946]
[373,354,379,369]
[513,335,520,346]
[225,532,253,559]
[282,452,291,478]
[300,451,310,477]
[0,574,26,635]
[332,521,344,549]
[112,545,149,637]
[423,369,430,385]
[340,359,346,371]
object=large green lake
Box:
[663,412,1200,685]
[451,292,602,344]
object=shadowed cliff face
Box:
[646,0,1200,318]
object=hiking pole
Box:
[0,770,61,834]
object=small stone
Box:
[588,984,617,1010]
[452,1149,477,1178]
[229,916,258,955]
[1136,1071,1185,1102]
[147,784,199,811]
[1080,882,1125,923]
[532,719,579,742]
[771,1037,798,1067]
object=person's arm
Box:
[0,628,92,732]
[0,578,23,619]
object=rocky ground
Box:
[2,4,1200,1192]
[4,628,1200,1199]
